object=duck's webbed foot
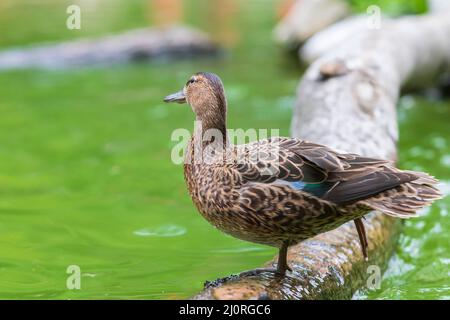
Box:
[239,268,284,277]
[204,274,240,289]
[203,241,293,289]
[241,241,292,277]
[204,268,283,289]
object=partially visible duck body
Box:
[165,72,442,275]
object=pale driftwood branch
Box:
[0,26,220,70]
[193,9,450,300]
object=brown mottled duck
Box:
[164,72,442,276]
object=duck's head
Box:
[164,72,227,123]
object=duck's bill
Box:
[163,90,186,104]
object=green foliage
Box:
[347,0,428,15]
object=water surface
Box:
[0,0,448,299]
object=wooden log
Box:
[0,26,220,70]
[193,8,450,300]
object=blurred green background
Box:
[0,0,448,299]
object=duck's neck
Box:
[193,114,228,150]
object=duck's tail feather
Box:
[361,171,442,218]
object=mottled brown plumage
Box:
[164,72,442,275]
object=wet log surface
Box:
[193,10,450,300]
[0,26,220,70]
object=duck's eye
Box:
[187,79,196,86]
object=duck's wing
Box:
[233,137,418,205]
[233,137,328,185]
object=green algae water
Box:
[0,0,448,299]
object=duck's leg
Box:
[354,218,368,260]
[238,241,291,276]
[276,240,291,274]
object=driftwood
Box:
[193,9,450,300]
[0,26,220,70]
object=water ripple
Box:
[212,246,268,253]
[133,225,186,238]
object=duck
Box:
[164,72,442,275]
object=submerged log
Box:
[0,26,220,70]
[193,8,450,300]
